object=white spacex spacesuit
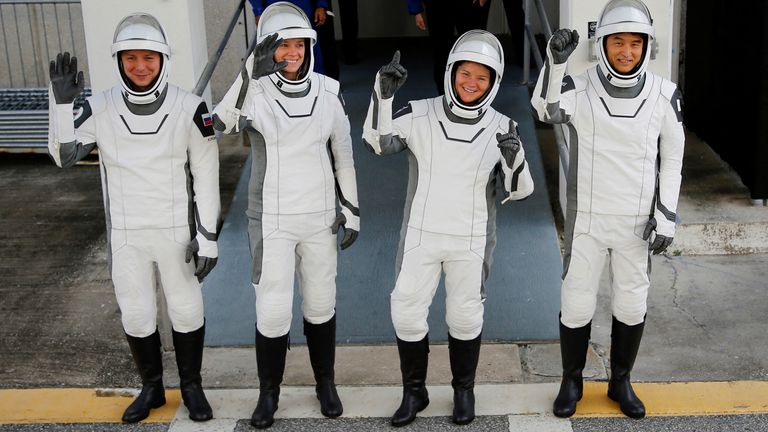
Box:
[531,0,685,420]
[363,31,533,344]
[47,15,219,338]
[531,1,684,330]
[213,5,359,340]
[47,13,219,423]
[214,3,357,425]
[364,30,533,427]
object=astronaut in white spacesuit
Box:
[213,2,359,429]
[47,13,219,423]
[363,30,534,426]
[531,0,685,419]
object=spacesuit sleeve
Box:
[212,52,259,134]
[498,119,534,202]
[47,86,97,168]
[530,43,576,125]
[329,92,360,232]
[188,101,221,258]
[361,71,411,155]
[653,86,685,237]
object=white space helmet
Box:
[595,0,655,88]
[257,2,317,93]
[111,13,170,104]
[443,30,504,119]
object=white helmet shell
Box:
[443,30,504,119]
[111,13,170,104]
[257,2,317,93]
[595,0,655,88]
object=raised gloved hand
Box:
[642,217,674,255]
[549,28,579,64]
[331,214,358,250]
[185,238,218,282]
[252,33,287,80]
[496,119,522,167]
[49,52,84,104]
[379,50,408,99]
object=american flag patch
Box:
[201,113,213,127]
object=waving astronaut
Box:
[363,30,534,427]
[47,13,219,423]
[530,0,685,420]
[213,2,359,429]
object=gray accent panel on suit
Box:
[596,67,645,99]
[395,149,420,276]
[102,163,114,275]
[326,140,360,216]
[58,141,96,168]
[599,97,646,118]
[245,128,268,284]
[544,75,573,123]
[670,87,684,122]
[275,97,317,118]
[185,161,196,241]
[481,165,500,300]
[195,209,218,240]
[509,160,527,193]
[442,98,483,125]
[539,60,551,100]
[561,123,580,279]
[657,201,677,222]
[438,121,485,143]
[234,68,250,110]
[59,100,96,168]
[121,85,168,116]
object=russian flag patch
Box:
[201,113,213,127]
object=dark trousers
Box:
[423,0,491,94]
[338,0,358,63]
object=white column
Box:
[558,0,675,80]
[80,0,211,104]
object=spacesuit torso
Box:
[49,83,219,236]
[563,68,682,219]
[390,97,521,237]
[532,63,684,237]
[243,73,351,219]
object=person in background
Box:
[407,0,492,94]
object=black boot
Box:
[172,324,213,421]
[449,334,481,425]
[391,336,430,427]
[250,327,288,429]
[304,315,343,418]
[553,319,591,418]
[607,316,646,418]
[122,331,166,423]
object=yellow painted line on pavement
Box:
[574,381,768,417]
[0,388,180,424]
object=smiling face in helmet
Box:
[274,38,306,81]
[120,49,162,92]
[605,32,645,75]
[453,61,491,105]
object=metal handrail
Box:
[193,0,247,97]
